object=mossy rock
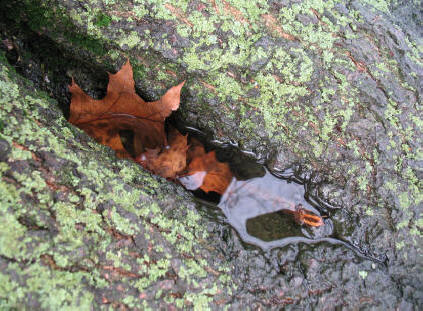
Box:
[0,0,422,309]
[0,53,237,309]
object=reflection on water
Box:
[172,130,383,261]
[246,212,303,242]
[218,171,329,250]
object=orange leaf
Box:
[136,127,188,179]
[186,137,206,161]
[294,205,323,227]
[179,150,233,194]
[69,60,184,158]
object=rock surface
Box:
[0,54,238,309]
[0,0,422,309]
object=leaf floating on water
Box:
[68,59,323,234]
[294,204,324,227]
[186,137,206,161]
[135,127,188,179]
[69,60,184,158]
[180,147,233,194]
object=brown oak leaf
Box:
[179,146,233,194]
[135,127,188,179]
[186,137,206,161]
[69,60,184,158]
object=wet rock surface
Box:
[0,55,238,309]
[0,0,422,309]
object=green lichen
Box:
[22,0,107,56]
[359,270,368,279]
[25,265,94,311]
[118,31,141,49]
[94,12,112,27]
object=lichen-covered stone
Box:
[0,0,422,309]
[0,54,234,309]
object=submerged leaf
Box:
[179,147,233,194]
[69,60,184,158]
[136,127,188,179]
[294,204,323,227]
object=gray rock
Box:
[0,0,421,309]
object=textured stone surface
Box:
[0,55,235,309]
[0,0,422,309]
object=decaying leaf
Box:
[68,60,323,229]
[294,204,324,227]
[135,127,188,179]
[69,60,184,158]
[186,137,206,161]
[179,145,233,194]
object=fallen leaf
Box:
[136,127,188,179]
[69,60,184,158]
[294,204,323,227]
[179,148,233,194]
[67,60,322,233]
[186,137,206,161]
